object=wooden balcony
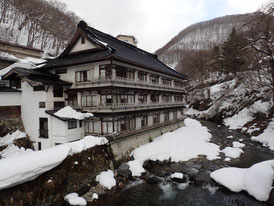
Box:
[74,101,185,112]
[73,76,186,93]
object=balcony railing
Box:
[75,76,185,91]
[39,129,49,138]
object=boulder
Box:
[146,176,160,184]
[117,163,132,177]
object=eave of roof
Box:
[3,67,72,86]
[41,21,187,80]
[0,87,22,93]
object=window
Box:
[82,95,95,107]
[39,118,48,138]
[173,111,178,120]
[174,81,184,87]
[33,85,45,91]
[85,121,99,134]
[141,116,148,128]
[99,65,112,79]
[68,120,77,129]
[153,114,160,125]
[150,75,159,84]
[164,112,170,123]
[81,36,85,44]
[162,95,172,102]
[53,85,63,97]
[68,93,77,107]
[138,72,147,81]
[175,95,183,102]
[38,142,41,150]
[151,93,159,103]
[116,67,127,78]
[138,94,147,103]
[39,102,46,108]
[76,71,90,82]
[54,101,65,110]
[162,78,172,85]
[55,69,67,74]
[79,120,82,128]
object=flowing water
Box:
[89,120,274,206]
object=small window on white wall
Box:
[81,36,85,44]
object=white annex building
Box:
[1,21,187,152]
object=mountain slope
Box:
[0,0,80,56]
[156,13,254,68]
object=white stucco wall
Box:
[20,82,49,150]
[0,92,21,106]
[51,118,83,144]
[70,37,97,53]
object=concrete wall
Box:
[51,117,83,145]
[21,82,48,150]
[110,120,185,161]
[0,92,21,106]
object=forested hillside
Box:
[0,0,80,56]
[156,13,254,69]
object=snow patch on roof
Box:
[54,106,93,120]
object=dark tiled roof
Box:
[0,87,21,92]
[41,21,186,80]
[3,67,72,86]
[39,50,111,69]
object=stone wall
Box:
[110,120,185,162]
[0,145,113,206]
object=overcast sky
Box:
[59,0,269,53]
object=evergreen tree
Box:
[222,28,247,75]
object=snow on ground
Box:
[54,106,93,120]
[222,147,243,159]
[95,170,116,190]
[184,107,204,116]
[224,100,272,130]
[0,144,33,159]
[64,193,87,206]
[0,130,26,146]
[128,118,220,176]
[210,160,274,201]
[251,117,274,150]
[171,172,184,179]
[0,135,108,190]
[232,141,245,148]
[68,136,108,155]
[0,144,70,190]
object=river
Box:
[88,120,274,206]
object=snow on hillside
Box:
[251,118,274,150]
[157,14,253,68]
